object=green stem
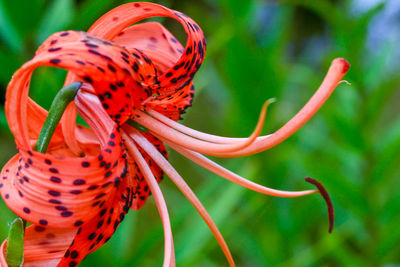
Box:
[5,82,82,267]
[35,82,82,153]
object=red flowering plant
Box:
[0,2,349,266]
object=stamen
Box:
[124,126,235,267]
[123,134,174,267]
[133,98,271,154]
[146,99,275,144]
[168,143,318,197]
[137,59,349,158]
[305,177,334,233]
[208,58,351,157]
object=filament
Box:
[123,133,175,267]
[125,126,235,267]
[168,143,318,198]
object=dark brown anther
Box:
[305,177,334,233]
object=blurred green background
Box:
[1,0,400,266]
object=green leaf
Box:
[72,0,115,30]
[0,47,20,85]
[36,0,74,45]
[0,0,23,52]
[0,0,45,36]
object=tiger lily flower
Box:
[0,2,349,266]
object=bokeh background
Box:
[1,0,400,266]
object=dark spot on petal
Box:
[100,208,107,217]
[85,43,99,48]
[48,47,62,52]
[61,211,73,217]
[70,250,79,259]
[108,64,116,72]
[83,76,93,84]
[73,179,86,185]
[88,185,99,190]
[74,220,83,226]
[35,226,46,232]
[48,190,61,197]
[81,161,90,167]
[109,84,117,91]
[88,233,96,240]
[49,199,62,204]
[50,59,61,64]
[49,168,59,173]
[50,176,61,183]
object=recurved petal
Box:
[7,30,148,137]
[112,22,183,73]
[60,2,206,149]
[1,82,131,266]
[0,126,126,229]
[1,73,129,229]
[88,2,206,97]
[145,82,195,121]
[57,171,134,266]
[112,21,196,121]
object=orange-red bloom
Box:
[0,2,349,266]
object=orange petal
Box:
[60,2,206,150]
[113,22,196,121]
[112,22,183,73]
[1,81,130,266]
[57,172,134,266]
[0,127,126,228]
[88,2,206,98]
